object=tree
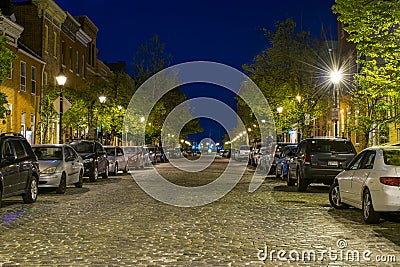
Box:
[333,0,400,148]
[242,19,330,140]
[0,12,17,119]
[131,35,202,145]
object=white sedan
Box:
[329,146,400,223]
[32,144,84,194]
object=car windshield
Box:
[124,147,141,154]
[383,149,400,166]
[71,142,94,153]
[239,145,251,150]
[309,140,354,153]
[105,148,115,156]
[34,147,62,160]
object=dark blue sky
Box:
[56,0,338,143]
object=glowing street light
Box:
[56,68,67,144]
[330,70,342,137]
[277,106,283,114]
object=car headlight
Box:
[42,167,57,174]
[130,155,138,160]
[84,158,93,164]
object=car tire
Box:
[287,169,295,186]
[22,176,38,204]
[276,166,281,179]
[102,164,109,179]
[113,163,118,176]
[362,188,380,224]
[123,165,128,173]
[75,171,83,188]
[89,166,98,182]
[329,181,348,209]
[296,169,308,192]
[56,173,67,194]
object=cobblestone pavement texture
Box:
[0,157,400,266]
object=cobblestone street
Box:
[1,157,400,266]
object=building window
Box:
[61,41,66,66]
[31,66,36,95]
[53,32,57,57]
[69,47,73,71]
[82,55,85,78]
[20,61,26,92]
[76,50,79,74]
[44,25,49,52]
[7,62,12,79]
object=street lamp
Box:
[56,68,67,144]
[330,70,342,137]
[99,95,106,144]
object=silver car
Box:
[32,144,84,194]
[104,146,128,175]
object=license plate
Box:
[328,161,338,166]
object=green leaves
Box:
[333,0,400,147]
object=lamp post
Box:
[330,70,342,137]
[277,106,283,142]
[56,69,67,144]
[99,95,106,144]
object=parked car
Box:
[144,146,157,164]
[275,145,297,180]
[0,132,40,207]
[70,140,109,182]
[142,147,152,166]
[122,146,145,169]
[287,137,356,192]
[104,146,128,175]
[329,146,400,224]
[32,144,84,193]
[270,142,294,174]
[236,145,251,161]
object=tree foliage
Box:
[0,12,17,119]
[242,18,330,140]
[333,0,400,147]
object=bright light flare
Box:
[330,71,343,84]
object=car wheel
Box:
[89,166,98,182]
[22,176,38,204]
[287,169,295,186]
[75,171,83,188]
[329,181,348,209]
[102,164,109,179]
[362,189,380,224]
[123,165,128,173]
[296,169,308,192]
[113,163,118,176]
[276,166,281,179]
[56,173,67,194]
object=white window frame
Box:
[20,61,26,92]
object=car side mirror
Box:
[65,156,75,162]
[341,162,347,170]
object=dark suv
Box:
[0,132,40,207]
[70,140,108,182]
[287,137,356,192]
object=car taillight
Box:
[304,154,311,165]
[380,177,400,186]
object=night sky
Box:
[55,0,338,143]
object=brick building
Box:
[0,15,45,144]
[8,0,114,143]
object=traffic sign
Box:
[53,97,72,113]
